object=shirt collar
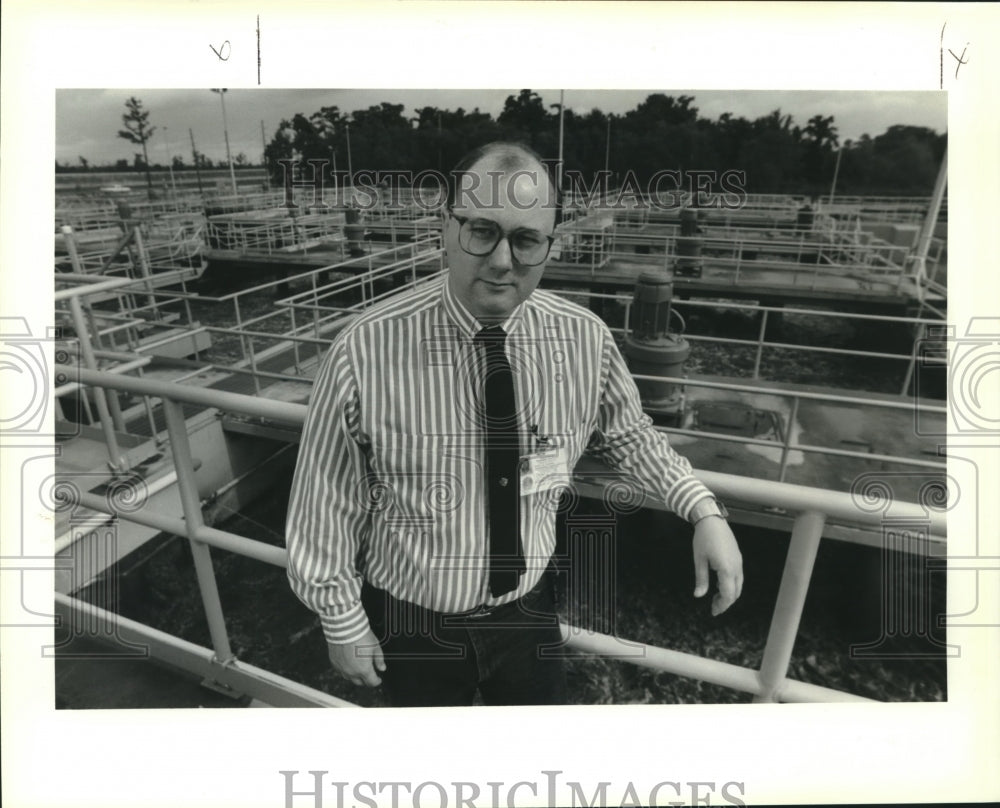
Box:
[440,276,527,340]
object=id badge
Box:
[520,446,571,497]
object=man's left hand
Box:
[692,517,744,616]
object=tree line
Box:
[264,90,945,198]
[58,92,946,199]
[263,90,944,198]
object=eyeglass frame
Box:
[446,208,556,268]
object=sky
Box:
[7,4,1000,808]
[56,88,947,167]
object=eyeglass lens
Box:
[459,218,551,266]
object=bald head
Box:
[443,142,559,323]
[447,141,558,216]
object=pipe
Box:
[911,148,948,287]
[559,622,873,703]
[65,365,948,535]
[54,272,144,301]
[54,355,152,396]
[59,364,307,424]
[754,510,827,702]
[163,398,234,664]
[53,469,179,554]
[66,296,127,471]
[74,489,286,567]
[54,593,354,708]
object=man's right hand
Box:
[327,629,386,687]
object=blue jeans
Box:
[361,574,568,707]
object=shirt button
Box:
[499,477,509,487]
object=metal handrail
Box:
[58,272,945,482]
[56,365,947,705]
[59,364,950,534]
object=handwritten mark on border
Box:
[209,40,231,61]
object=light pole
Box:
[605,114,611,176]
[161,125,177,196]
[557,89,565,198]
[828,146,843,206]
[212,88,238,194]
[189,128,205,197]
[260,119,269,190]
[345,122,354,190]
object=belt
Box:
[450,602,502,619]
[364,569,554,624]
[448,572,551,620]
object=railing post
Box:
[366,252,374,303]
[752,309,768,380]
[290,307,302,374]
[180,277,198,360]
[311,272,322,362]
[754,509,827,703]
[136,368,161,442]
[233,295,252,374]
[161,397,235,665]
[62,225,124,434]
[777,395,800,483]
[900,321,926,397]
[130,227,160,318]
[247,332,262,395]
[67,295,128,471]
[80,297,127,432]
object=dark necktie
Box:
[474,325,526,597]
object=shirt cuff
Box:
[319,601,372,645]
[674,480,716,523]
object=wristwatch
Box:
[689,496,729,525]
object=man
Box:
[286,141,743,706]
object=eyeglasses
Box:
[449,211,555,268]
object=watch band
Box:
[689,496,729,525]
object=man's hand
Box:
[692,517,744,616]
[327,629,386,687]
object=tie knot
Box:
[475,325,507,346]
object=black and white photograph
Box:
[2,3,998,807]
[49,86,949,710]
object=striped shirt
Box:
[286,276,712,644]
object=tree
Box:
[802,114,839,187]
[498,90,551,142]
[261,95,943,200]
[78,156,89,170]
[191,149,212,169]
[263,123,293,185]
[118,96,156,198]
[804,114,839,150]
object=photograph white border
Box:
[2,2,998,806]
